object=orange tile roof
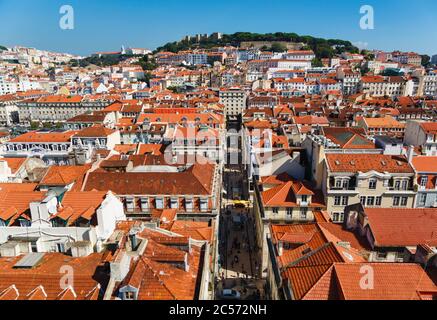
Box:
[165,220,213,242]
[421,122,437,134]
[412,156,437,173]
[0,158,27,174]
[326,154,414,173]
[9,131,78,143]
[39,165,91,189]
[0,253,108,300]
[324,263,437,300]
[74,125,116,137]
[361,115,404,128]
[261,180,324,208]
[363,208,437,247]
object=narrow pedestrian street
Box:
[215,122,266,300]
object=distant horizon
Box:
[1,0,436,56]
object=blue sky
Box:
[0,0,436,56]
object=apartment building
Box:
[344,205,437,262]
[404,121,437,156]
[357,115,405,138]
[0,186,126,253]
[323,153,415,222]
[360,76,406,97]
[2,130,78,165]
[17,95,113,124]
[82,162,221,218]
[411,156,437,208]
[219,87,247,117]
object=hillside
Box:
[156,32,359,59]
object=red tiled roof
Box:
[0,252,108,300]
[412,156,437,173]
[0,158,27,174]
[74,125,116,137]
[363,208,437,247]
[39,165,91,189]
[326,154,414,173]
[261,181,324,208]
[9,131,78,143]
[83,163,215,196]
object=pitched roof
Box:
[329,263,437,300]
[9,130,77,143]
[420,122,437,134]
[39,165,90,189]
[322,127,375,149]
[0,252,108,300]
[325,154,414,173]
[363,208,437,247]
[83,163,215,196]
[0,158,27,174]
[73,125,116,137]
[261,180,324,208]
[412,156,437,173]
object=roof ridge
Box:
[140,257,177,300]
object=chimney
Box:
[278,241,283,256]
[407,145,415,163]
[128,229,138,250]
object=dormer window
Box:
[155,197,164,209]
[126,197,135,212]
[140,197,149,212]
[185,197,193,211]
[124,291,135,300]
[200,198,208,212]
[420,176,428,187]
[170,197,178,209]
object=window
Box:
[376,252,388,260]
[300,208,308,220]
[401,180,408,190]
[335,180,342,188]
[419,193,427,206]
[420,176,428,187]
[272,207,279,214]
[341,196,349,206]
[366,196,375,206]
[200,198,208,212]
[301,195,308,203]
[140,197,149,212]
[124,291,135,300]
[334,196,341,206]
[375,196,382,206]
[360,196,366,205]
[56,243,65,253]
[394,180,401,190]
[19,219,31,227]
[126,197,135,212]
[342,180,349,189]
[400,196,408,206]
[155,197,164,209]
[369,179,377,189]
[286,208,292,216]
[393,196,400,206]
[170,197,178,209]
[332,212,344,222]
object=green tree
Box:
[311,58,324,67]
[421,55,431,67]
